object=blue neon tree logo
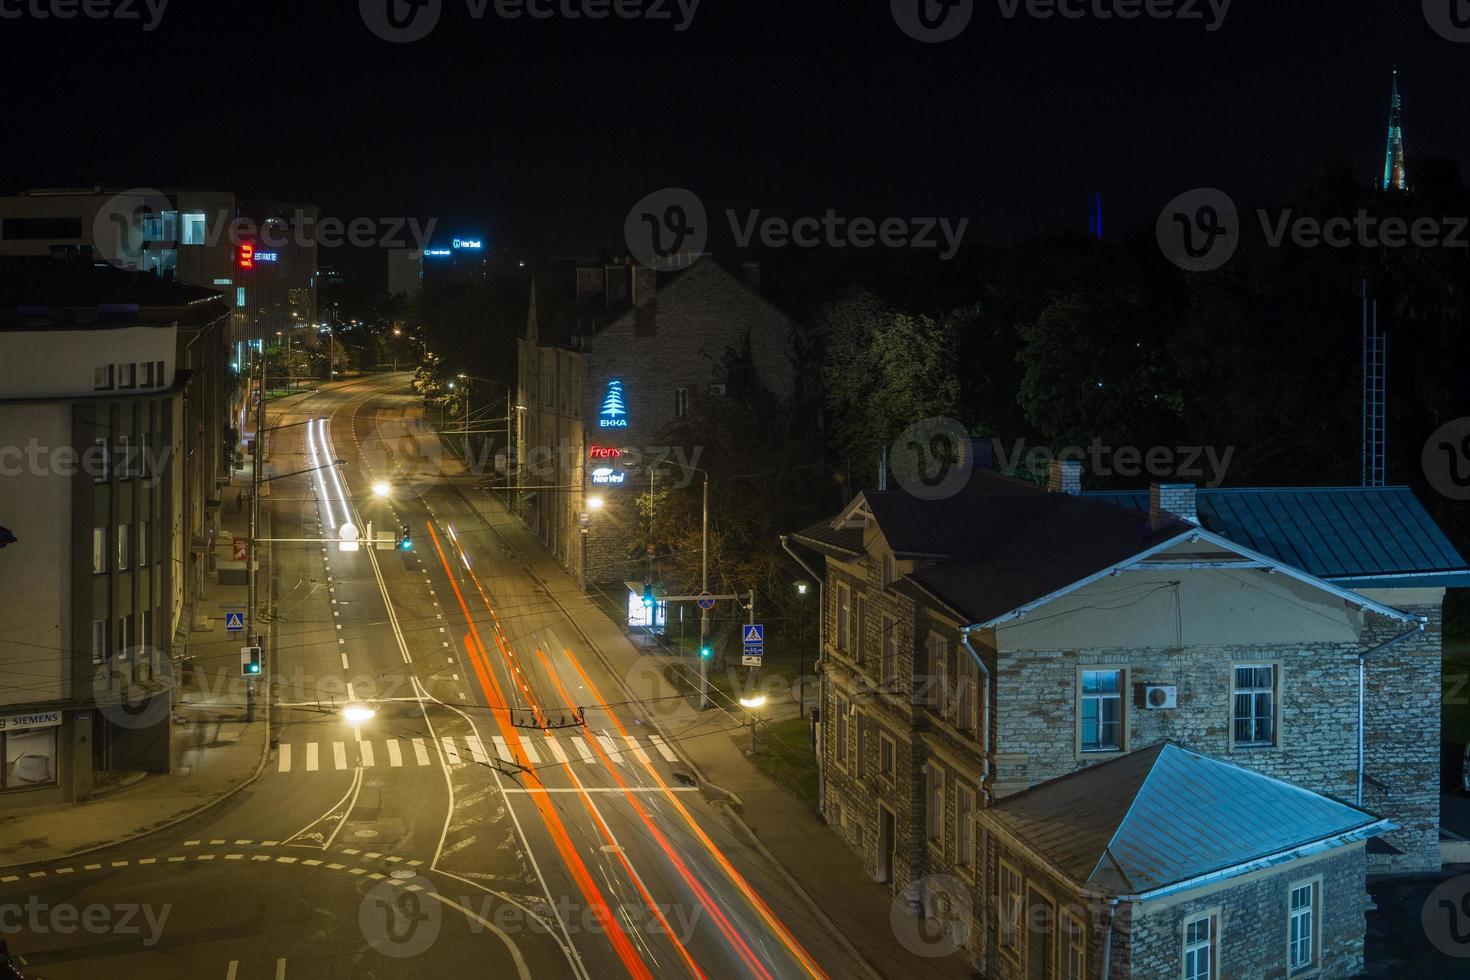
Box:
[600,380,629,428]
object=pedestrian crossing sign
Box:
[743,624,764,643]
[225,611,245,632]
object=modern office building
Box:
[0,256,232,809]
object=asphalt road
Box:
[5,374,860,980]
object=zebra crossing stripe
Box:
[359,741,375,768]
[596,733,622,764]
[647,734,680,763]
[412,737,431,766]
[492,736,514,765]
[546,737,568,764]
[571,735,596,764]
[465,736,490,766]
[279,744,292,773]
[333,742,348,770]
[441,737,462,765]
[306,743,319,772]
[386,739,403,767]
[520,739,540,765]
[623,734,652,767]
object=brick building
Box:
[786,460,1467,977]
[516,257,795,584]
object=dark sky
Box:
[2,0,1464,263]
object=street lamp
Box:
[587,495,605,511]
[738,694,766,756]
[342,703,376,724]
[795,580,811,714]
[372,481,392,498]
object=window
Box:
[1289,880,1319,972]
[137,520,148,567]
[835,698,848,767]
[957,786,975,868]
[143,361,155,387]
[2,727,59,790]
[119,362,137,389]
[117,435,131,478]
[881,616,897,684]
[236,287,246,308]
[1061,910,1086,980]
[999,862,1023,957]
[92,437,109,482]
[856,718,869,777]
[674,387,689,418]
[853,595,867,665]
[181,212,207,244]
[93,364,114,391]
[120,614,135,657]
[141,608,153,648]
[1183,912,1217,980]
[925,765,943,841]
[1080,668,1124,753]
[879,733,895,780]
[882,553,895,586]
[155,360,164,387]
[92,527,107,574]
[92,619,110,664]
[139,432,150,480]
[836,583,851,653]
[928,633,948,713]
[1233,665,1277,747]
[117,523,129,570]
[955,648,978,733]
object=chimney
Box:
[1150,483,1198,524]
[631,265,656,307]
[1047,459,1082,495]
[604,265,629,308]
[575,266,602,304]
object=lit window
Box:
[137,520,148,567]
[1080,669,1124,753]
[1289,881,1318,972]
[1183,913,1217,980]
[92,527,107,574]
[236,287,246,308]
[181,212,207,245]
[117,523,129,571]
[93,365,114,390]
[1233,665,1277,747]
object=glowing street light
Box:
[343,703,376,724]
[372,481,392,498]
[587,495,605,511]
[738,694,767,709]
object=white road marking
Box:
[571,736,595,764]
[279,744,292,773]
[624,735,653,768]
[386,739,403,767]
[306,743,319,772]
[341,653,350,669]
[492,736,514,764]
[596,733,620,764]
[546,737,568,764]
[648,733,680,763]
[360,742,375,768]
[520,739,540,764]
[412,737,431,766]
[226,963,237,980]
[333,742,348,770]
[441,737,462,765]
[276,959,287,980]
[465,736,490,765]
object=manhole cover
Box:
[353,829,380,839]
[391,869,415,880]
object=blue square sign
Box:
[225,611,245,632]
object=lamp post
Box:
[795,580,810,714]
[739,693,766,755]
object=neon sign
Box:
[237,242,254,270]
[599,380,628,429]
[255,251,279,263]
[591,467,627,486]
[589,446,623,459]
[452,238,483,250]
[423,248,452,258]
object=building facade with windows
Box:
[787,461,1466,977]
[0,258,232,809]
[517,257,795,583]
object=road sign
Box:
[742,654,763,667]
[232,537,249,561]
[225,611,246,633]
[742,623,764,659]
[697,592,716,611]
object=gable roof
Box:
[1085,486,1470,587]
[984,742,1387,897]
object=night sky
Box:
[2,0,1464,267]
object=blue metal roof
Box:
[985,743,1384,895]
[1084,486,1468,581]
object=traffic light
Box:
[240,646,262,677]
[398,524,413,551]
[700,645,713,660]
[641,583,655,609]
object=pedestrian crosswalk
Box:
[276,730,682,774]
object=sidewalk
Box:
[0,472,270,871]
[450,479,974,980]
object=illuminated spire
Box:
[1383,69,1408,192]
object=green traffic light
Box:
[700,646,712,659]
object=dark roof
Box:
[873,470,1191,625]
[1084,486,1469,583]
[0,256,227,326]
[789,519,864,558]
[985,742,1384,895]
[531,261,698,348]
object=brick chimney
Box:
[1150,483,1198,524]
[1048,459,1082,495]
[631,266,656,307]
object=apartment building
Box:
[787,460,1467,977]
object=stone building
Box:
[786,460,1467,977]
[516,257,795,584]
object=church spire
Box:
[1383,69,1408,191]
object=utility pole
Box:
[246,352,265,723]
[699,474,710,710]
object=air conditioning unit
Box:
[1144,685,1178,710]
